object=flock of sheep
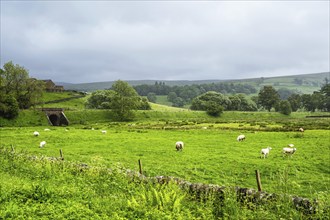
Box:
[237,133,299,158]
[175,127,303,159]
[33,128,107,148]
[33,126,303,159]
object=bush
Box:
[277,100,292,115]
[0,94,19,119]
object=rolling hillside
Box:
[63,72,329,93]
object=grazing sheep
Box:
[288,144,295,148]
[299,127,304,132]
[283,147,297,156]
[39,141,46,148]
[237,134,246,142]
[44,128,50,131]
[33,131,40,136]
[175,141,184,151]
[260,147,272,159]
[101,130,107,134]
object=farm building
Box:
[42,80,64,92]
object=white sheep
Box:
[237,134,246,142]
[260,147,272,159]
[299,127,304,132]
[39,141,46,148]
[175,141,184,151]
[33,131,40,136]
[44,128,50,131]
[288,144,294,148]
[101,130,107,134]
[283,147,297,156]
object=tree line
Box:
[134,81,257,106]
[0,61,44,119]
[0,61,150,121]
[1,61,329,121]
[188,84,329,116]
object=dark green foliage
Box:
[320,84,330,111]
[172,97,184,107]
[134,82,256,106]
[191,91,229,116]
[167,91,178,103]
[301,94,319,112]
[277,100,292,115]
[228,94,257,111]
[0,61,44,119]
[300,84,330,112]
[147,92,157,103]
[258,86,280,111]
[110,80,141,121]
[85,90,115,109]
[287,94,302,112]
[138,97,151,110]
[0,94,19,119]
[206,101,224,116]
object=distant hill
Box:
[55,82,74,86]
[63,72,329,94]
[63,79,227,91]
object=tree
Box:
[138,97,151,110]
[228,95,241,110]
[301,94,320,112]
[277,100,292,115]
[287,94,302,112]
[320,84,330,111]
[258,86,280,111]
[0,61,44,118]
[0,94,19,119]
[172,97,184,107]
[147,92,157,103]
[111,80,140,121]
[190,91,229,116]
[167,92,177,103]
[85,90,115,109]
[205,101,224,116]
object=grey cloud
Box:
[1,1,329,83]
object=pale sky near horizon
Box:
[1,1,329,83]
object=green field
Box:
[1,125,329,197]
[1,91,330,218]
[1,121,329,219]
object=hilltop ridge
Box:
[62,72,329,93]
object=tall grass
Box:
[0,148,328,219]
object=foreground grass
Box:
[1,148,329,219]
[1,126,329,198]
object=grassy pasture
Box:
[38,91,87,110]
[1,125,329,199]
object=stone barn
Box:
[42,80,64,92]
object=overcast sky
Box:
[1,1,329,83]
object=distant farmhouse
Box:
[42,80,64,92]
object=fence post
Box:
[255,170,262,192]
[60,149,64,160]
[138,159,143,175]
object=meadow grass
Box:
[1,125,329,199]
[41,91,81,102]
[1,101,329,218]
